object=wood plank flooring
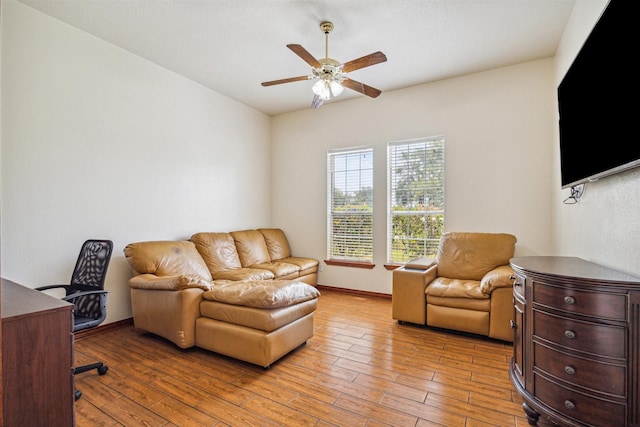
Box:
[73,287,533,427]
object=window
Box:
[387,137,445,264]
[327,147,373,263]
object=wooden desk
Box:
[2,278,74,426]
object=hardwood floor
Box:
[73,287,531,427]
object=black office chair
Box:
[36,239,113,400]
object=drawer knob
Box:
[564,330,576,339]
[564,296,576,305]
[510,320,516,329]
[564,400,576,410]
[564,365,576,375]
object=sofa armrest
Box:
[480,265,515,295]
[129,273,213,291]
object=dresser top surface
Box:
[510,256,640,286]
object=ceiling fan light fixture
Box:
[329,80,344,97]
[312,79,331,100]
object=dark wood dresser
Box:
[509,256,640,427]
[2,278,75,426]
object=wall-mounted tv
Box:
[558,0,639,189]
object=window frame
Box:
[326,146,374,265]
[387,136,445,265]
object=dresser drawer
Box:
[533,311,625,359]
[534,343,626,397]
[533,373,625,427]
[533,283,626,321]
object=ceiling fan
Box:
[261,21,387,109]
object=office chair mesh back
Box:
[69,240,113,330]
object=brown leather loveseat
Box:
[123,228,320,367]
[392,232,517,342]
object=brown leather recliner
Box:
[392,232,517,342]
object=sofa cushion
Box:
[436,232,516,280]
[275,256,318,271]
[203,279,320,308]
[124,241,213,281]
[128,273,213,291]
[199,299,317,332]
[191,232,243,273]
[211,268,275,281]
[251,261,300,278]
[258,228,292,260]
[231,230,272,266]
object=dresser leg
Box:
[523,402,539,426]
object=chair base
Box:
[74,361,108,400]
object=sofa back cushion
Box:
[230,230,271,266]
[124,241,213,281]
[191,232,242,274]
[436,232,516,281]
[258,228,292,260]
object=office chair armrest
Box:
[35,284,73,293]
[62,289,109,303]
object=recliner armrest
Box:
[480,265,515,295]
[403,256,437,271]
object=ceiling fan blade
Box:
[261,75,310,86]
[342,78,382,98]
[311,94,324,109]
[341,51,387,73]
[287,44,321,68]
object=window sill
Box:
[324,260,375,269]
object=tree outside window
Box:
[387,137,445,264]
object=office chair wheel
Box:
[98,365,109,375]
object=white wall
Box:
[4,0,635,327]
[272,59,556,294]
[0,1,272,323]
[552,0,640,278]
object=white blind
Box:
[387,137,445,263]
[327,147,374,262]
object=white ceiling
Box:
[18,0,577,116]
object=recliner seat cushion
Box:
[426,277,488,299]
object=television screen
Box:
[558,0,639,189]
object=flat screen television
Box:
[557,0,639,189]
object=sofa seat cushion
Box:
[426,277,488,299]
[250,261,300,278]
[275,256,318,271]
[203,279,320,308]
[211,268,275,281]
[199,298,317,332]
